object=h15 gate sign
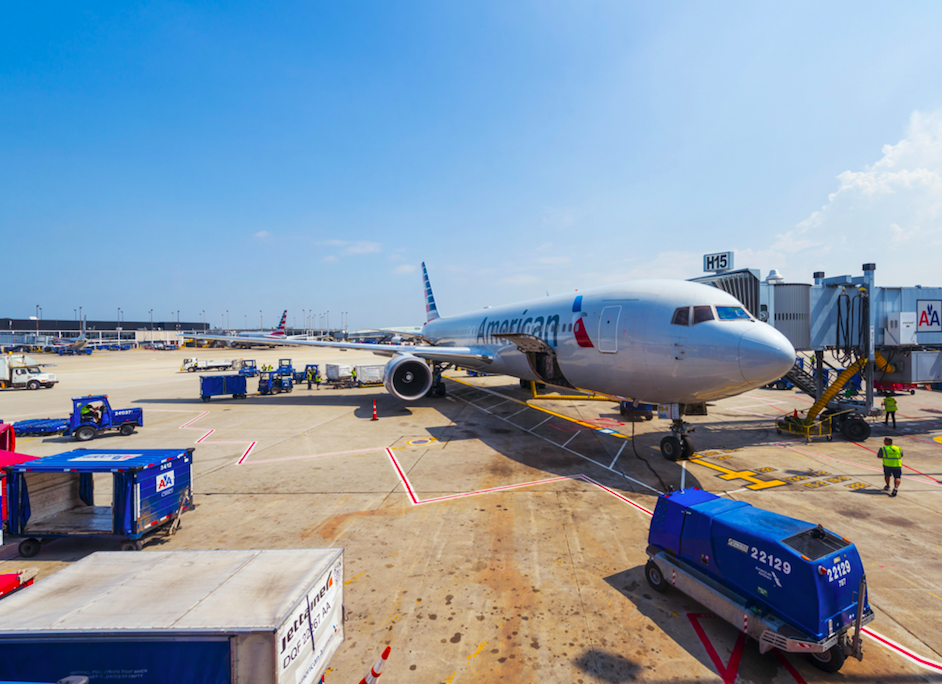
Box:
[703,252,733,272]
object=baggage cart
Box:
[0,548,344,684]
[355,364,385,387]
[3,448,194,557]
[12,395,142,442]
[199,374,248,402]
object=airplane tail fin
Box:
[422,262,440,322]
[271,310,287,337]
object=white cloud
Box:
[537,256,570,265]
[254,231,271,239]
[393,264,417,275]
[773,109,942,284]
[345,241,382,254]
[500,273,540,286]
[320,255,339,263]
[322,239,348,246]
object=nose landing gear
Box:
[660,417,695,461]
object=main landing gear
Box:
[660,417,695,461]
[428,363,449,398]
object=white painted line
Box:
[562,431,581,448]
[609,441,627,469]
[487,399,510,410]
[528,415,554,432]
[507,407,530,419]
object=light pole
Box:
[149,309,153,344]
[73,308,77,321]
[244,314,247,330]
[260,310,263,329]
[226,310,229,330]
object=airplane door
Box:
[598,306,621,354]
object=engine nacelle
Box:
[384,355,433,400]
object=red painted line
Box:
[774,650,808,683]
[781,445,942,488]
[687,612,747,683]
[385,448,419,504]
[179,412,209,429]
[862,628,942,672]
[236,442,257,466]
[195,429,214,444]
[416,476,573,504]
[245,447,386,465]
[579,475,654,516]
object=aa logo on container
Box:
[156,472,175,491]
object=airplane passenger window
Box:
[671,307,690,326]
[693,306,715,324]
[716,306,751,321]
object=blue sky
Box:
[3,2,942,328]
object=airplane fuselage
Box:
[421,279,795,405]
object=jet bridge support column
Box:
[815,350,825,401]
[864,264,877,416]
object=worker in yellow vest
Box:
[878,437,903,497]
[882,395,898,429]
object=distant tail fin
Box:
[271,310,287,337]
[422,262,440,322]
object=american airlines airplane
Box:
[237,310,289,340]
[193,263,795,459]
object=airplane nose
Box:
[739,325,796,385]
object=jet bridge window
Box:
[671,307,690,326]
[693,306,715,324]
[716,306,751,321]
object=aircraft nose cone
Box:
[739,325,796,385]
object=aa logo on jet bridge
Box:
[156,472,175,491]
[917,300,942,333]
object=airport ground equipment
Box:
[293,362,320,384]
[0,432,39,533]
[0,548,343,684]
[874,380,917,395]
[3,447,194,557]
[645,489,872,673]
[277,358,294,377]
[239,359,259,376]
[12,395,142,442]
[620,401,655,420]
[199,374,248,402]
[355,364,385,387]
[0,354,57,390]
[180,357,241,372]
[56,347,92,355]
[0,568,36,600]
[258,370,293,395]
[326,363,353,382]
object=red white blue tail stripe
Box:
[271,310,287,337]
[422,262,440,322]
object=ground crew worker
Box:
[314,369,321,390]
[879,437,903,497]
[883,394,898,429]
[80,403,94,422]
[351,367,357,385]
[306,367,314,390]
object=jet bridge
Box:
[694,261,942,437]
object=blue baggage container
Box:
[648,489,870,644]
[3,448,194,557]
[199,374,248,402]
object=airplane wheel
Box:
[681,436,695,458]
[660,436,683,461]
[645,561,668,593]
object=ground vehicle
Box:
[619,401,655,420]
[200,374,248,401]
[3,448,194,557]
[258,371,293,395]
[12,395,143,442]
[874,381,917,395]
[0,548,343,684]
[0,354,57,390]
[181,358,241,372]
[277,358,294,376]
[239,359,259,377]
[645,489,872,673]
[292,363,320,384]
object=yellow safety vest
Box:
[884,396,898,412]
[880,445,902,467]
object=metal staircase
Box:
[784,362,817,398]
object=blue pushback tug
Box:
[646,489,873,673]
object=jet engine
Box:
[384,355,433,400]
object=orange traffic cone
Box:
[371,399,378,421]
[358,646,390,684]
[793,409,798,418]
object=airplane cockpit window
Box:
[671,307,690,326]
[693,306,715,324]
[716,306,752,321]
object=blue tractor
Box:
[258,371,293,395]
[239,360,259,377]
[13,395,143,442]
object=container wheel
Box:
[807,643,846,673]
[120,540,143,551]
[19,538,41,558]
[660,436,683,461]
[120,423,135,436]
[75,425,97,442]
[202,396,211,402]
[645,560,668,593]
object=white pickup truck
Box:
[0,354,58,390]
[181,358,242,373]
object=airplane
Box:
[191,262,796,460]
[237,310,290,340]
[43,320,88,352]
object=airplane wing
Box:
[187,333,493,365]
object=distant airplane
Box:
[238,310,289,340]
[44,320,88,352]
[193,263,795,459]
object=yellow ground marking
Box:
[688,458,787,490]
[448,376,629,439]
[344,570,367,585]
[445,671,456,683]
[467,640,488,661]
[933,436,942,444]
